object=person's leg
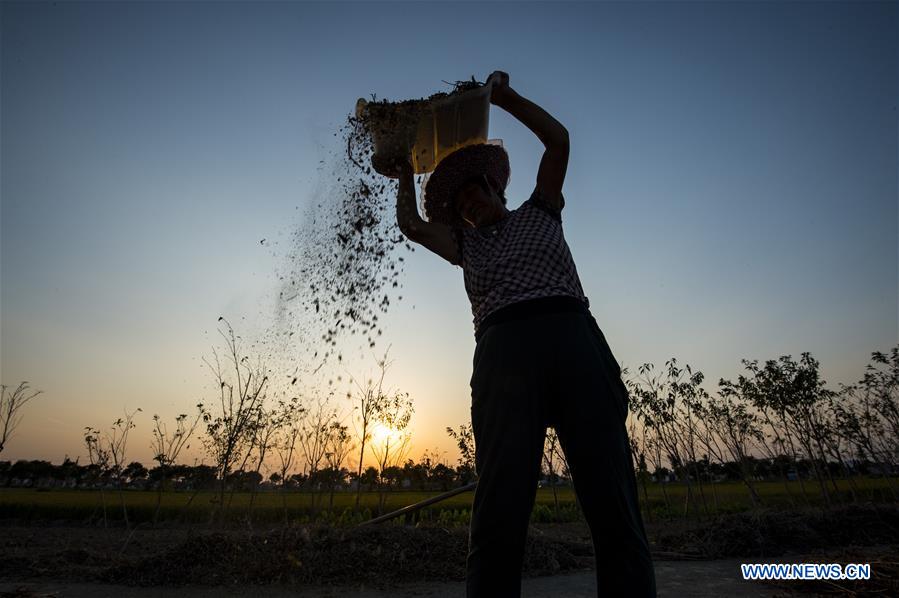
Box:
[467,322,549,598]
[553,312,657,597]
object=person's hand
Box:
[394,156,413,182]
[373,154,412,179]
[486,70,512,106]
[396,156,413,174]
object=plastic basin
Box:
[356,84,491,177]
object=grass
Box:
[0,478,894,526]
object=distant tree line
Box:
[623,346,899,518]
[0,454,476,493]
[2,315,896,527]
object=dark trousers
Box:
[466,310,657,597]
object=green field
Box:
[1,478,894,526]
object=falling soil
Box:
[269,78,486,372]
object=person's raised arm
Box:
[392,158,461,266]
[487,71,569,212]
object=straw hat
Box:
[420,140,510,227]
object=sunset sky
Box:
[2,1,896,472]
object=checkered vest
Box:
[452,187,589,336]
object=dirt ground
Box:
[0,559,778,598]
[1,505,896,596]
[3,550,897,598]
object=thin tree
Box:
[668,361,713,518]
[150,404,203,525]
[747,354,835,507]
[816,392,861,502]
[83,425,111,527]
[105,407,141,529]
[732,358,808,506]
[298,393,334,514]
[0,382,43,455]
[200,317,270,524]
[700,385,764,507]
[626,359,700,519]
[627,414,654,523]
[347,348,394,510]
[324,413,355,511]
[272,394,305,523]
[244,402,284,524]
[419,447,445,491]
[371,390,414,513]
[446,422,476,483]
[626,362,692,513]
[835,346,899,499]
[542,428,562,516]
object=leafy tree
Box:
[834,345,899,499]
[360,465,379,492]
[446,422,476,482]
[372,390,413,512]
[700,382,764,507]
[740,353,839,507]
[123,461,148,485]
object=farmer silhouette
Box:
[390,71,657,597]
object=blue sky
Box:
[2,1,896,468]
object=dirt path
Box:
[3,510,895,596]
[1,559,784,597]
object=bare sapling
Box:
[298,393,334,515]
[626,360,701,519]
[200,317,270,526]
[324,412,355,511]
[244,402,283,526]
[542,428,562,517]
[348,348,395,510]
[668,362,713,518]
[83,426,111,527]
[150,404,204,525]
[371,390,413,514]
[272,394,305,524]
[107,407,142,529]
[624,363,674,513]
[620,368,653,518]
[0,382,43,455]
[626,412,653,522]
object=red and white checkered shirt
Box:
[452,187,590,336]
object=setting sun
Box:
[370,422,401,445]
[1,2,894,595]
